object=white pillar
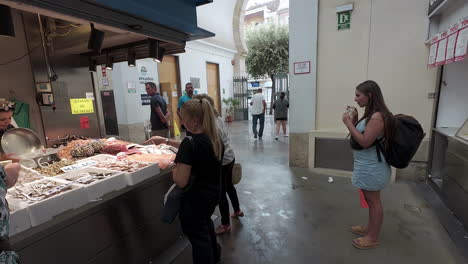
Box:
[289,0,318,167]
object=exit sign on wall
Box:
[337,11,351,30]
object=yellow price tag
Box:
[70,99,94,115]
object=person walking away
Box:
[342,80,393,250]
[178,83,195,136]
[273,92,289,140]
[0,158,21,263]
[250,88,266,140]
[145,82,170,137]
[145,98,224,264]
[193,95,244,235]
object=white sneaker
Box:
[284,135,289,137]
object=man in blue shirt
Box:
[177,83,194,135]
[177,82,194,112]
[146,82,169,137]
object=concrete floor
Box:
[170,117,465,264]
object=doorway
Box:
[206,62,221,114]
[158,55,181,137]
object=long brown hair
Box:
[181,99,223,160]
[356,80,394,146]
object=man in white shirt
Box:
[250,88,267,140]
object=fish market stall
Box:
[6,137,180,264]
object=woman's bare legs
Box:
[275,121,281,138]
[361,190,383,242]
[281,120,287,136]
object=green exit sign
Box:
[337,11,351,30]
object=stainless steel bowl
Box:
[1,128,43,158]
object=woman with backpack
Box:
[342,80,393,250]
[146,98,224,264]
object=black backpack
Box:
[376,114,425,169]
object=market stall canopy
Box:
[0,0,215,45]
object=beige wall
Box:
[316,0,438,134]
[0,10,45,141]
[316,0,371,132]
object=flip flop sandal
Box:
[352,237,380,250]
[215,225,231,235]
[351,225,367,236]
[230,211,244,218]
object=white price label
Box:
[61,160,98,173]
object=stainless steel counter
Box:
[10,169,182,264]
[431,128,468,231]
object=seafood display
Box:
[17,166,44,185]
[33,160,76,176]
[82,154,116,163]
[142,144,177,155]
[8,180,73,203]
[58,139,93,159]
[62,171,118,185]
[93,159,152,173]
[126,153,175,169]
[6,136,174,233]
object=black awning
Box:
[4,0,215,44]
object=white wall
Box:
[197,0,237,51]
[289,0,319,133]
[178,40,236,100]
[95,59,159,125]
[114,59,159,125]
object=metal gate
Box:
[233,76,249,120]
[274,73,289,100]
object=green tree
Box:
[246,24,289,114]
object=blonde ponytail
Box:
[181,99,223,160]
[200,99,223,160]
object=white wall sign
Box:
[446,23,460,64]
[435,31,448,66]
[138,61,156,93]
[427,35,440,68]
[294,61,311,75]
[190,77,200,88]
[60,160,98,173]
[85,92,95,100]
[454,18,468,62]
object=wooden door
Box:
[206,63,221,113]
[158,56,181,137]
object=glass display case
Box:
[455,117,468,142]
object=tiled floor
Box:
[170,116,465,264]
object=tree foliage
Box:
[245,24,289,113]
[245,24,289,79]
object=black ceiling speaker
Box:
[88,23,105,53]
[88,58,97,72]
[157,47,165,63]
[105,53,113,70]
[149,39,162,62]
[128,49,136,67]
[0,5,15,37]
